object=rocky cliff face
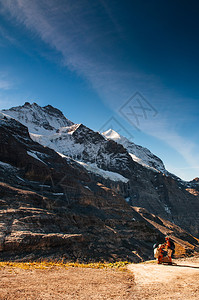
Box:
[0,103,199,262]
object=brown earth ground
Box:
[128,256,199,299]
[0,257,199,300]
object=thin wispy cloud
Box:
[135,112,199,177]
[0,79,12,90]
[0,0,154,103]
[158,130,199,169]
[0,72,13,90]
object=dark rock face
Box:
[60,123,136,178]
[110,168,199,237]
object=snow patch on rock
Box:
[27,151,47,165]
[76,161,129,183]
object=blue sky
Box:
[0,0,199,180]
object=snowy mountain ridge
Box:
[2,102,166,179]
[102,129,166,173]
[2,102,74,135]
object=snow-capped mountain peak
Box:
[103,129,122,141]
[102,129,166,173]
[2,102,74,135]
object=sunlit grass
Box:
[0,260,130,271]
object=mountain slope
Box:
[0,112,176,262]
[1,102,199,240]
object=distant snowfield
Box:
[76,161,129,183]
[27,151,47,165]
[129,153,159,173]
[56,151,129,182]
[30,132,85,160]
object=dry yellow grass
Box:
[0,260,129,271]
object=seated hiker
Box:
[153,243,159,259]
[165,236,175,264]
[154,243,165,264]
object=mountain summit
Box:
[2,102,74,134]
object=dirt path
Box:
[0,257,199,299]
[128,257,199,299]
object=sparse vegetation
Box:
[0,260,130,271]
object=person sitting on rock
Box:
[156,244,165,264]
[165,236,174,265]
[158,244,165,264]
